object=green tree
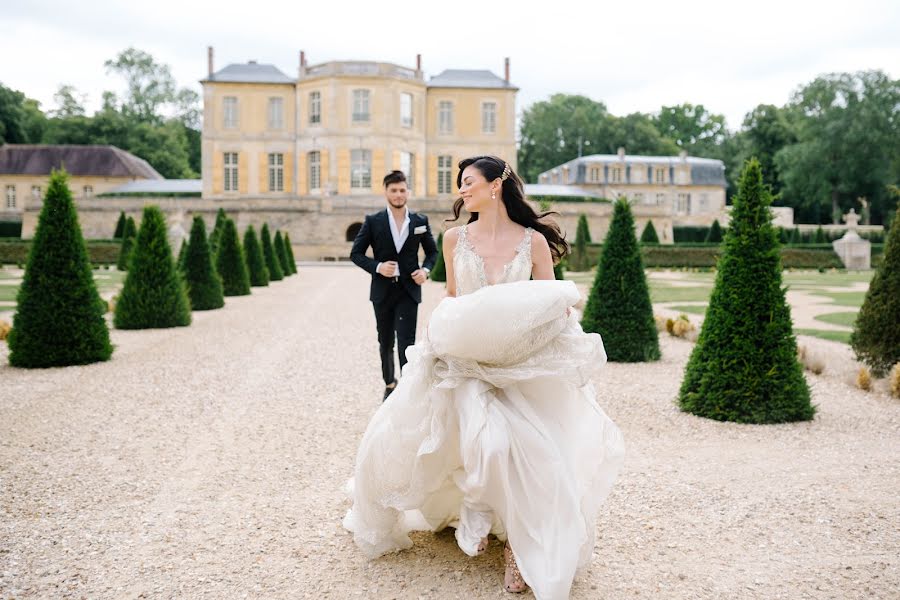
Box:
[736,104,796,196]
[553,260,566,280]
[104,47,177,124]
[208,208,227,259]
[7,170,112,367]
[183,216,224,310]
[114,206,191,329]
[177,238,188,272]
[117,216,137,271]
[568,215,590,272]
[576,213,592,243]
[814,226,826,244]
[283,233,298,274]
[640,220,660,244]
[216,219,251,296]
[0,83,46,143]
[273,231,291,277]
[851,213,900,376]
[260,223,283,281]
[705,220,723,243]
[581,198,659,362]
[430,231,447,282]
[243,225,269,287]
[114,211,126,239]
[653,103,729,157]
[51,84,87,118]
[679,159,813,423]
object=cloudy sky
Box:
[3,0,898,130]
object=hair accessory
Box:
[500,162,512,181]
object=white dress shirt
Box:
[377,207,428,279]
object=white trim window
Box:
[676,192,690,213]
[400,151,414,191]
[352,89,370,123]
[309,91,321,124]
[223,96,238,129]
[308,151,321,191]
[589,166,601,183]
[83,185,93,198]
[268,153,284,192]
[654,167,667,184]
[400,93,413,128]
[224,152,239,192]
[481,101,497,134]
[268,97,284,130]
[656,193,666,205]
[609,166,623,183]
[351,149,371,188]
[31,185,41,200]
[437,155,453,194]
[438,101,454,134]
[634,192,645,204]
[5,185,15,209]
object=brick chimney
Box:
[299,50,306,77]
[504,57,510,83]
[416,53,422,73]
[207,46,214,78]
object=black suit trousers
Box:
[373,280,418,385]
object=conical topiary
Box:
[705,219,723,244]
[177,239,188,272]
[216,218,251,296]
[640,220,660,244]
[184,216,224,310]
[208,208,227,259]
[243,225,269,287]
[430,231,447,282]
[274,231,290,277]
[283,232,298,274]
[553,259,566,280]
[576,213,592,243]
[581,198,659,362]
[117,216,137,271]
[114,211,126,239]
[114,205,191,329]
[569,214,591,271]
[814,226,826,244]
[678,159,813,423]
[7,169,112,367]
[261,223,283,281]
[789,227,800,245]
[851,213,900,376]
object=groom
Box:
[351,170,438,400]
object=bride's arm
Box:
[531,231,555,280]
[443,227,460,297]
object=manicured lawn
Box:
[667,304,707,315]
[813,311,858,327]
[795,328,853,344]
[0,269,125,309]
[810,291,867,308]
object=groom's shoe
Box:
[383,380,398,401]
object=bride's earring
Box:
[491,191,496,200]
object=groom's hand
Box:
[411,269,427,285]
[377,261,398,277]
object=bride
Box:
[343,156,625,599]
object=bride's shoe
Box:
[503,541,528,593]
[475,536,489,555]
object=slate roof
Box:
[103,179,201,194]
[0,145,162,179]
[428,69,517,90]
[202,62,294,84]
[540,154,726,187]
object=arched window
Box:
[346,222,363,242]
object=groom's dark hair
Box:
[383,170,407,188]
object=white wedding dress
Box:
[343,225,625,600]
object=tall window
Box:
[656,193,666,205]
[268,153,284,192]
[634,192,645,204]
[481,101,497,134]
[437,155,453,194]
[438,101,453,134]
[352,90,370,123]
[676,192,690,213]
[589,167,601,182]
[610,166,623,183]
[83,185,93,198]
[224,152,238,192]
[400,152,414,191]
[400,93,413,127]
[654,167,667,183]
[223,96,238,128]
[31,185,41,200]
[308,151,321,191]
[268,97,284,129]
[309,91,321,124]
[5,185,15,209]
[351,149,371,188]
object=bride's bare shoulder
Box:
[444,226,462,243]
[531,229,550,250]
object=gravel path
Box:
[1,266,898,599]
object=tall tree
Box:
[737,104,796,197]
[653,103,729,158]
[104,47,177,124]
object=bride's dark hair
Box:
[448,155,569,263]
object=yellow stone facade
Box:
[1,175,139,217]
[201,58,518,204]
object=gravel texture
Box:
[1,265,898,599]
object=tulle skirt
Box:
[343,280,625,600]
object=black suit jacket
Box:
[350,209,439,304]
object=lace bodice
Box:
[453,224,533,296]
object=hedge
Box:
[578,243,846,269]
[1,239,121,265]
